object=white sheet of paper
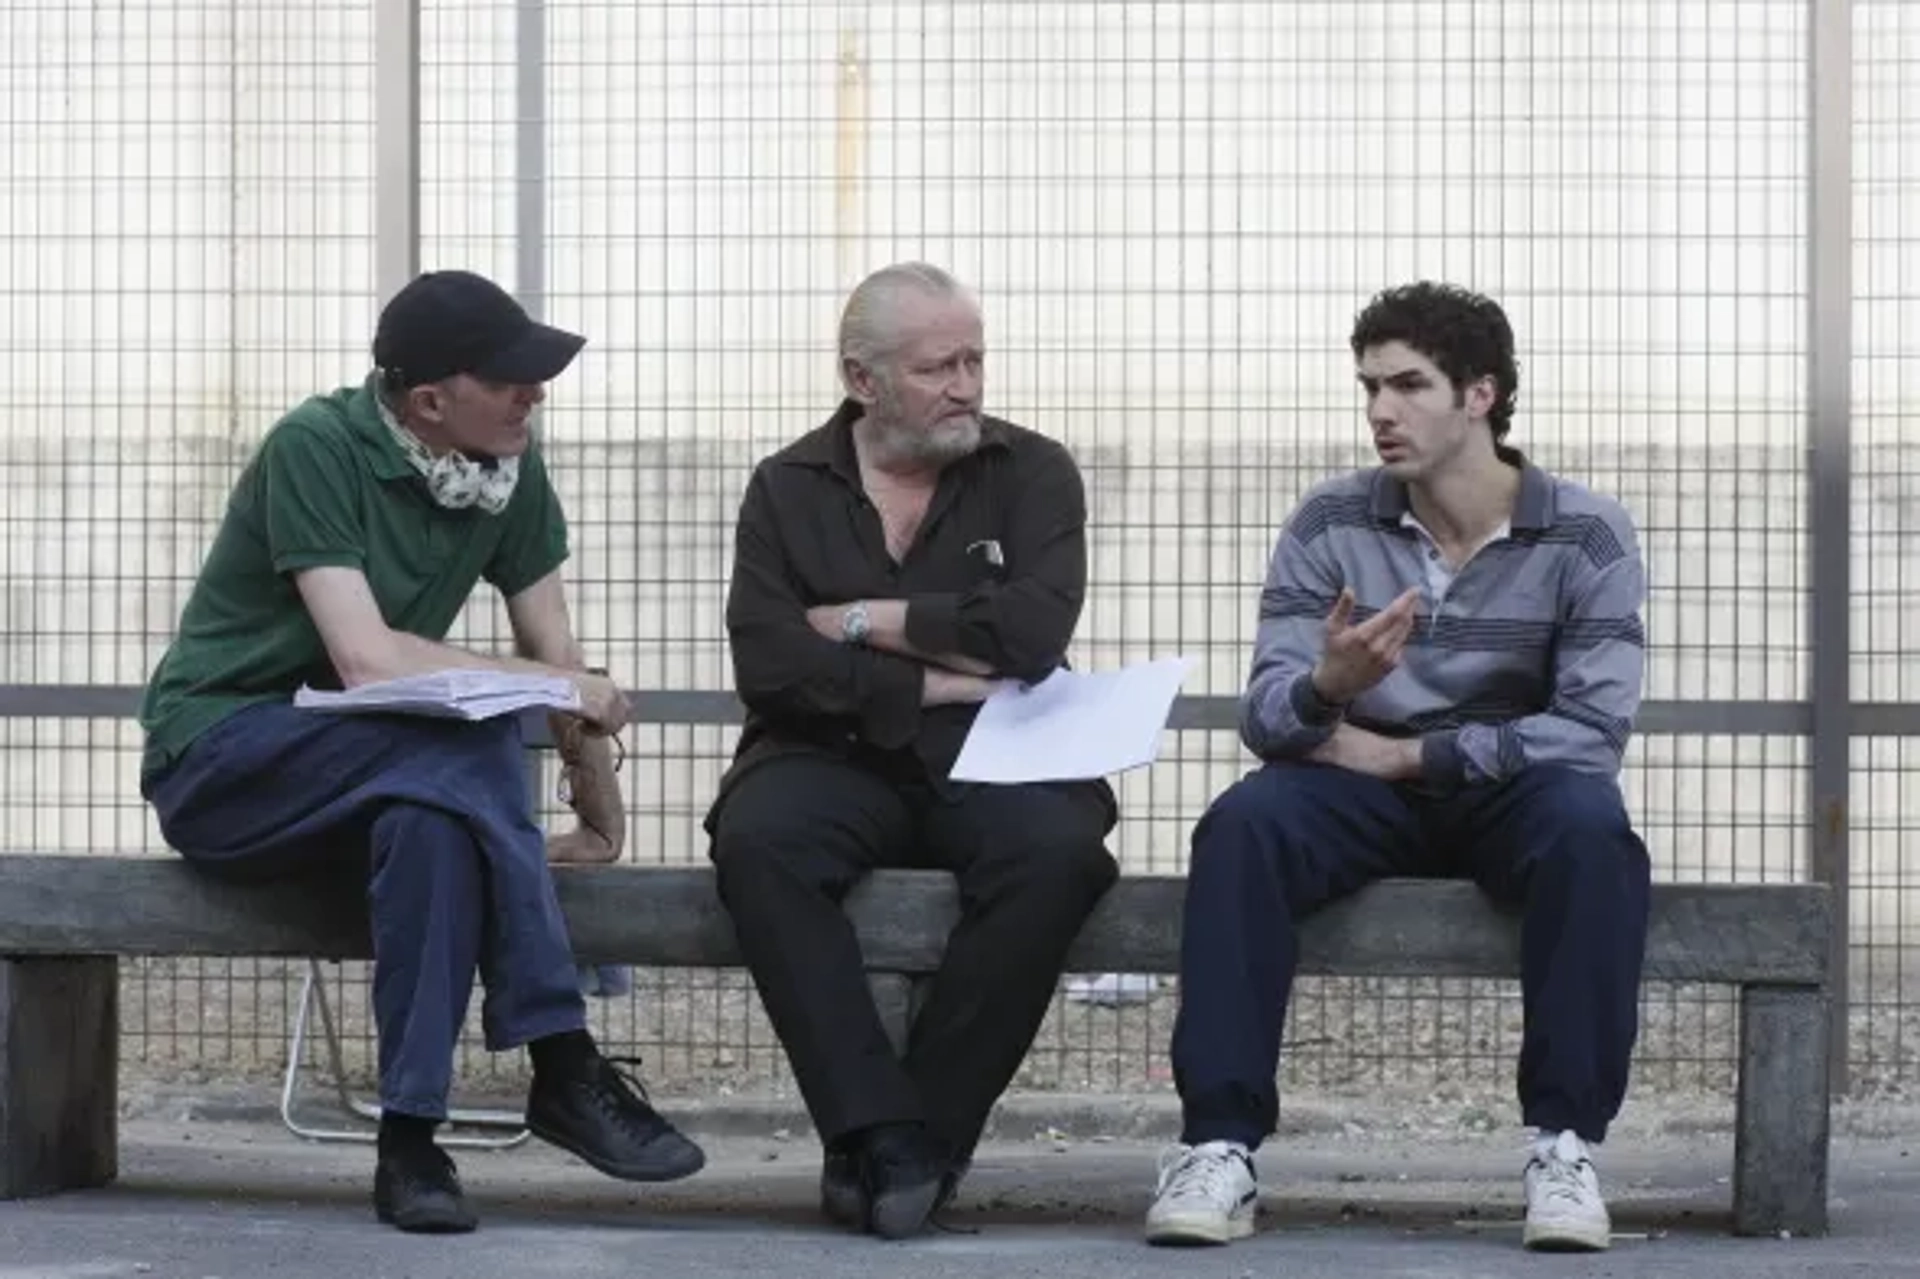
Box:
[293,669,583,721]
[948,655,1196,783]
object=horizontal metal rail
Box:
[4,684,1919,738]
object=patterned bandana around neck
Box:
[375,388,521,515]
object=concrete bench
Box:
[0,854,1831,1235]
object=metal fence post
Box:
[516,0,546,320]
[1806,0,1853,1097]
[515,0,549,808]
[374,0,421,303]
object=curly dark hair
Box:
[1349,281,1521,461]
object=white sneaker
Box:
[1523,1130,1611,1251]
[1144,1140,1258,1245]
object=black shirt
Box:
[711,398,1114,818]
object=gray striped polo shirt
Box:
[1240,462,1647,789]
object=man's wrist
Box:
[1307,664,1348,707]
[1295,667,1348,726]
[921,665,954,706]
[840,601,872,645]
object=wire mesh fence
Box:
[2,0,1915,1112]
[1850,0,1920,1097]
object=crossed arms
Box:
[723,447,1089,750]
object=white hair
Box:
[837,262,974,384]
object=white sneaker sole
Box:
[1523,1216,1611,1252]
[1144,1210,1255,1246]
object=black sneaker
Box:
[862,1124,949,1240]
[373,1141,478,1234]
[525,1053,706,1182]
[820,1141,867,1227]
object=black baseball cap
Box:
[372,269,586,389]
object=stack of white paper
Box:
[293,669,584,721]
[949,655,1196,783]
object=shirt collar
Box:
[346,374,420,481]
[1368,457,1552,531]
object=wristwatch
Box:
[841,601,872,645]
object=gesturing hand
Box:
[1309,586,1421,705]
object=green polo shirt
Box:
[138,378,570,778]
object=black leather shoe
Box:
[526,1054,706,1182]
[862,1124,949,1240]
[820,1142,867,1227]
[932,1153,972,1218]
[373,1142,478,1234]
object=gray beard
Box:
[864,412,982,470]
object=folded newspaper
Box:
[293,669,583,721]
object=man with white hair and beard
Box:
[706,262,1119,1240]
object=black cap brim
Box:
[471,321,587,385]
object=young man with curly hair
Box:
[1144,282,1650,1254]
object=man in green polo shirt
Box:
[139,269,705,1233]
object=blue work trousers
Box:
[143,703,588,1119]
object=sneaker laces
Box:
[1529,1139,1594,1209]
[1156,1143,1246,1207]
[586,1053,668,1138]
[600,1053,654,1099]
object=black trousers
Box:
[709,752,1117,1157]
